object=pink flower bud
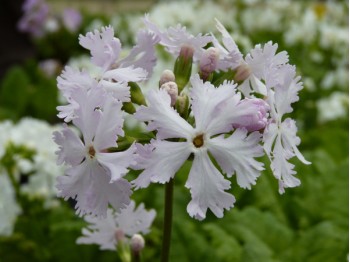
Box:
[160,81,178,106]
[114,228,125,243]
[234,63,251,82]
[130,234,145,253]
[179,44,195,61]
[233,98,270,131]
[159,69,175,87]
[199,47,219,76]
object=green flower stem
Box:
[131,251,141,262]
[161,178,174,262]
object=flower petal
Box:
[79,26,121,71]
[135,89,194,140]
[208,129,264,189]
[97,144,136,183]
[53,124,85,166]
[116,201,156,236]
[190,75,239,136]
[185,151,235,220]
[132,140,191,189]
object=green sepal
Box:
[175,94,190,119]
[122,102,136,114]
[212,69,236,86]
[129,82,146,106]
[174,55,193,92]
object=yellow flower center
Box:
[192,133,204,148]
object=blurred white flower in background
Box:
[0,171,21,236]
[317,92,348,123]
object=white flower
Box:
[76,201,156,250]
[317,92,348,123]
[263,65,311,193]
[54,87,135,217]
[0,172,21,236]
[133,75,264,220]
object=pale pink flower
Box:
[133,75,265,220]
[76,201,156,250]
[144,15,212,62]
[263,65,311,193]
[54,87,135,217]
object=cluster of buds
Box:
[53,14,310,252]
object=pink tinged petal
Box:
[116,201,156,236]
[57,66,97,95]
[208,129,264,190]
[93,97,124,151]
[77,209,118,250]
[135,89,193,140]
[119,29,160,77]
[280,118,311,165]
[232,98,270,132]
[79,26,121,71]
[262,121,278,156]
[131,143,155,170]
[144,15,211,61]
[271,138,300,194]
[98,80,131,102]
[132,140,191,189]
[71,86,106,144]
[215,19,242,58]
[185,151,235,220]
[190,75,239,136]
[57,95,80,122]
[53,125,85,166]
[96,145,136,183]
[103,66,148,83]
[57,160,131,217]
[245,41,288,82]
[238,74,267,97]
[273,65,303,116]
[212,19,242,71]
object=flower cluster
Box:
[54,16,310,224]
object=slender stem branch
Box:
[161,178,174,262]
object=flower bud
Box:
[129,82,146,105]
[175,94,190,119]
[234,63,251,83]
[174,45,194,92]
[130,234,145,253]
[114,228,125,243]
[161,81,178,106]
[199,47,219,81]
[179,44,195,62]
[233,98,270,131]
[159,69,176,87]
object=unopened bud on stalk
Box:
[199,47,219,81]
[175,94,190,119]
[174,44,194,92]
[161,81,178,106]
[130,234,145,253]
[115,228,125,243]
[234,63,251,83]
[159,69,175,87]
[179,44,195,62]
